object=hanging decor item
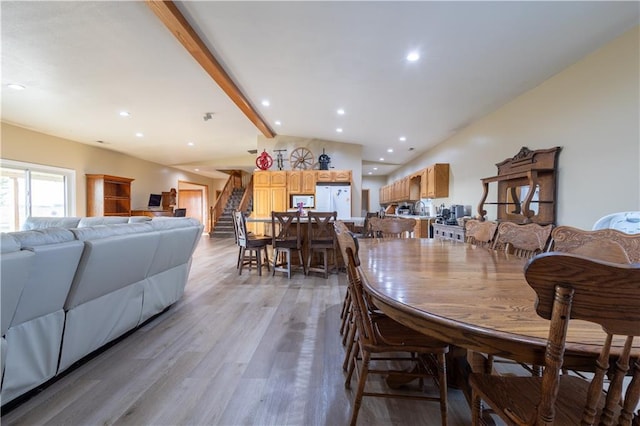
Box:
[318,148,331,170]
[273,149,287,170]
[255,149,273,170]
[290,147,314,170]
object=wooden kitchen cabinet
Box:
[253,187,287,218]
[316,170,351,183]
[254,170,287,187]
[86,174,134,217]
[288,170,316,194]
[425,164,450,198]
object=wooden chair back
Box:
[308,211,336,247]
[523,252,640,425]
[233,211,249,248]
[551,225,640,263]
[271,211,302,249]
[492,221,552,258]
[369,217,416,238]
[464,219,498,247]
[360,212,378,238]
[335,220,359,268]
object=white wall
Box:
[1,123,220,216]
[390,26,639,229]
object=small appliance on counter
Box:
[397,204,413,215]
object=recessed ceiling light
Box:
[195,168,200,172]
[399,136,407,142]
[373,167,378,170]
[261,100,270,107]
[135,132,144,137]
[336,128,343,133]
[368,172,372,175]
[379,157,385,161]
[187,142,195,146]
[7,83,25,90]
[387,148,393,153]
[275,121,281,126]
[406,51,420,62]
[337,108,345,115]
[119,111,131,117]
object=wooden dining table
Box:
[358,238,639,376]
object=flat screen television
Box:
[148,193,162,208]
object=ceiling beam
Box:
[146,0,275,138]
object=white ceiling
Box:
[2,1,638,178]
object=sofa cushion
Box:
[1,233,20,253]
[70,223,153,241]
[77,217,130,227]
[21,217,81,230]
[9,228,76,248]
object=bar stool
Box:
[307,211,337,278]
[233,211,271,276]
[271,211,306,278]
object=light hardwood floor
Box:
[1,236,474,425]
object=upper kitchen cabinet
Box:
[288,170,316,194]
[254,170,287,187]
[423,164,450,199]
[316,170,352,183]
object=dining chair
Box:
[369,217,416,238]
[492,221,553,259]
[464,219,499,247]
[469,252,640,426]
[550,225,639,263]
[233,211,271,276]
[271,211,306,278]
[337,228,450,426]
[307,211,337,278]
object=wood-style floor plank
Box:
[1,236,475,425]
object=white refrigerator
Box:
[315,184,351,219]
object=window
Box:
[0,159,76,232]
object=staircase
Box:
[210,188,251,238]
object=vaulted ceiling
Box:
[2,1,638,178]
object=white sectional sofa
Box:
[0,217,203,406]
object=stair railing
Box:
[210,172,242,234]
[237,175,254,216]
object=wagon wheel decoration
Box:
[290,147,314,170]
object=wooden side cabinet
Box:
[316,170,351,183]
[86,174,134,217]
[288,170,316,194]
[432,223,465,242]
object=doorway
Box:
[361,189,370,215]
[178,181,209,232]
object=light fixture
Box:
[195,168,200,172]
[261,99,270,107]
[135,132,144,138]
[373,167,378,170]
[119,111,131,117]
[336,128,343,133]
[7,83,25,90]
[187,142,195,146]
[275,121,281,126]
[368,172,372,175]
[380,157,385,161]
[406,51,420,62]
[387,148,393,153]
[399,136,407,142]
[337,108,345,115]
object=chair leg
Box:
[237,246,242,269]
[298,249,306,275]
[343,324,357,372]
[349,351,371,426]
[263,247,270,272]
[436,352,448,426]
[471,389,482,426]
[256,247,262,276]
[238,247,245,275]
[323,248,328,278]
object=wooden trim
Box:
[145,0,275,138]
